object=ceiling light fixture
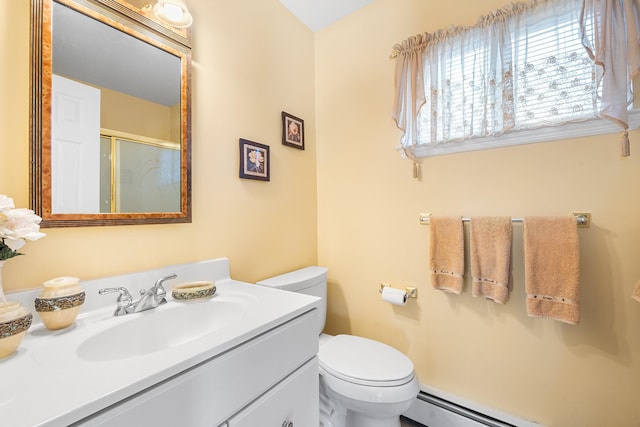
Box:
[153,0,193,28]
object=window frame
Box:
[409,109,640,157]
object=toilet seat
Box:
[319,334,415,387]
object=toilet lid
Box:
[319,335,415,387]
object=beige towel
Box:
[470,217,513,303]
[523,216,580,324]
[632,279,640,303]
[429,216,464,294]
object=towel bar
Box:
[418,212,591,228]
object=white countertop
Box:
[0,259,319,427]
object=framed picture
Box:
[282,111,304,150]
[239,138,270,181]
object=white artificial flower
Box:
[0,195,45,261]
[0,195,15,212]
[0,208,45,242]
[3,238,25,251]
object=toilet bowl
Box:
[319,334,419,427]
[257,267,419,427]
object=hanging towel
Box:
[429,216,464,294]
[632,278,640,303]
[470,217,513,304]
[523,216,580,325]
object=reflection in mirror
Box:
[52,2,181,214]
[31,0,191,226]
[99,131,181,213]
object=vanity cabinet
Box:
[227,357,318,426]
[74,310,319,427]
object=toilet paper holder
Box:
[379,283,418,300]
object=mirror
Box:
[30,0,192,226]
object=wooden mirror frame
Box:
[30,0,192,227]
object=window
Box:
[392,0,640,158]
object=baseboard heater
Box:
[403,389,545,427]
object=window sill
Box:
[408,109,640,158]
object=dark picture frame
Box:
[281,111,304,150]
[239,138,270,181]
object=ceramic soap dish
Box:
[171,281,216,301]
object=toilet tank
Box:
[256,266,328,334]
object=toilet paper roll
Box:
[381,286,407,306]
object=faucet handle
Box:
[99,287,133,316]
[154,273,177,290]
[153,273,177,299]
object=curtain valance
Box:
[392,0,640,157]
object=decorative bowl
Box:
[171,281,216,301]
[0,302,33,359]
[35,277,84,330]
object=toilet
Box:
[257,267,419,427]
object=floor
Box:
[400,416,427,427]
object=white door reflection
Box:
[51,75,100,214]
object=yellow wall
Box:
[100,86,176,141]
[0,0,317,289]
[315,1,640,426]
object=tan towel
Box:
[523,216,580,324]
[429,216,464,294]
[632,278,640,303]
[470,217,513,303]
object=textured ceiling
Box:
[53,2,181,107]
[115,0,374,33]
[278,0,374,32]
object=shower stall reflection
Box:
[99,134,181,213]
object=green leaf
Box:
[0,241,23,261]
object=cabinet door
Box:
[229,357,318,427]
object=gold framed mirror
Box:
[30,0,192,227]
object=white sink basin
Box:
[32,292,253,366]
[77,296,249,362]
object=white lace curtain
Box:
[392,0,640,157]
[580,0,640,155]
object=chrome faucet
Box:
[134,273,176,312]
[98,287,134,316]
[99,273,177,316]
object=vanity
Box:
[0,259,320,426]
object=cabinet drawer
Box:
[229,357,318,427]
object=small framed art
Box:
[282,111,304,150]
[239,138,270,181]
